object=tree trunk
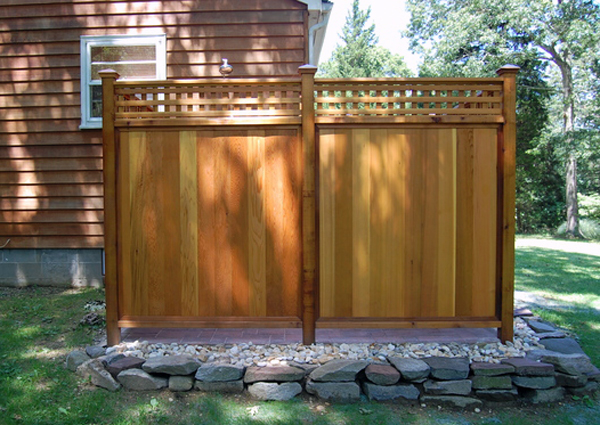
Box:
[558,58,581,238]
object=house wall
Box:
[0,0,308,285]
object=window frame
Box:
[80,34,167,129]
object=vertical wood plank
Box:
[180,130,199,316]
[197,130,217,317]
[118,131,132,317]
[368,129,385,317]
[319,130,336,318]
[352,128,371,316]
[249,131,267,316]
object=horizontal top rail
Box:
[108,76,506,127]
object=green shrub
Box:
[556,218,600,240]
[579,193,600,222]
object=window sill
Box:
[79,123,102,130]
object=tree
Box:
[319,0,412,78]
[406,0,600,237]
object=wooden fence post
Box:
[497,65,519,343]
[299,65,318,345]
[99,70,121,346]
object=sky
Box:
[318,0,421,72]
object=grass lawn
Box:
[0,236,598,424]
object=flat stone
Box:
[526,350,596,376]
[194,379,244,393]
[470,362,515,376]
[195,363,245,382]
[117,369,168,391]
[423,379,472,395]
[305,379,361,403]
[387,357,430,382]
[511,375,556,389]
[106,357,146,379]
[142,355,200,376]
[586,366,600,382]
[513,308,533,317]
[420,395,483,409]
[537,331,567,340]
[555,372,588,387]
[471,375,513,390]
[501,358,554,376]
[77,359,121,392]
[101,353,126,367]
[423,357,469,380]
[365,364,400,386]
[247,382,302,401]
[526,319,557,334]
[566,381,600,396]
[540,338,586,355]
[522,387,566,404]
[362,382,420,401]
[85,345,106,359]
[65,350,91,372]
[308,359,368,382]
[243,366,305,383]
[475,388,519,402]
[168,375,194,392]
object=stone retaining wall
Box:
[68,350,600,407]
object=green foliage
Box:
[580,193,600,221]
[318,0,412,78]
[406,0,600,234]
[557,218,600,240]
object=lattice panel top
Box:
[314,78,504,123]
[114,79,302,125]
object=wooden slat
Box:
[0,223,103,235]
[0,158,102,172]
[118,316,302,329]
[317,318,501,329]
[0,209,103,223]
[0,170,103,184]
[0,184,103,197]
[0,197,103,210]
[0,235,104,248]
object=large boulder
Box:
[65,350,91,372]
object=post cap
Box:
[298,64,318,75]
[496,65,520,76]
[98,69,120,79]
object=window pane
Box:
[91,85,102,118]
[91,63,156,80]
[91,45,156,62]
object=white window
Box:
[80,34,166,129]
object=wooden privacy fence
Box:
[100,65,518,346]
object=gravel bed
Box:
[106,318,543,366]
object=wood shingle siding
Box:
[0,0,309,248]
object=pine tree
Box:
[319,0,411,78]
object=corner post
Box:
[99,70,120,346]
[299,65,318,345]
[496,65,519,343]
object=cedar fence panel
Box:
[100,66,518,345]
